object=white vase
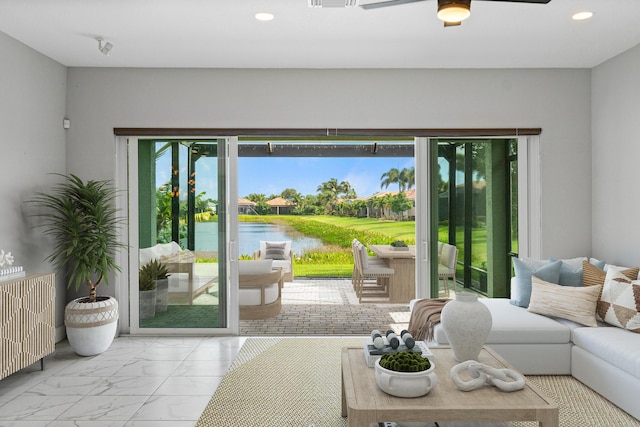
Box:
[441,292,492,362]
[64,296,119,356]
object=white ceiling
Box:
[1,0,640,69]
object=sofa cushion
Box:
[550,256,586,287]
[434,298,571,345]
[511,258,562,307]
[583,261,639,288]
[572,325,640,379]
[549,256,606,287]
[597,269,640,332]
[528,276,601,327]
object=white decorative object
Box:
[441,292,492,362]
[0,249,15,268]
[450,360,525,392]
[374,359,437,398]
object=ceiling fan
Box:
[359,0,552,27]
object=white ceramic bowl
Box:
[374,358,437,398]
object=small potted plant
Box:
[139,261,161,319]
[390,240,409,251]
[150,259,171,312]
[375,351,436,397]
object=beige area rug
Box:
[196,338,640,427]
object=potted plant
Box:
[390,240,409,251]
[31,174,126,356]
[151,259,171,312]
[138,261,158,319]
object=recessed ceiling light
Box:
[572,11,593,21]
[255,12,274,21]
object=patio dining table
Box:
[368,245,416,303]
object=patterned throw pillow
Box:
[265,242,287,260]
[598,269,640,332]
[582,261,639,288]
[528,276,601,327]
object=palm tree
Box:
[317,178,341,202]
[380,168,400,191]
[400,167,415,191]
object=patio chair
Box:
[253,240,294,282]
[353,241,394,303]
[351,238,387,290]
[437,242,458,296]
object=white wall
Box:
[66,67,592,264]
[592,43,640,267]
[0,32,67,331]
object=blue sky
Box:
[238,157,414,198]
[154,144,416,200]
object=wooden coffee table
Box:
[342,346,558,427]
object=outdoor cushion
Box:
[238,259,273,275]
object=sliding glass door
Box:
[431,138,518,298]
[129,138,236,334]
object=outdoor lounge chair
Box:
[239,260,283,320]
[253,240,294,282]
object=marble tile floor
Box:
[0,336,252,426]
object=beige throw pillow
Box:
[598,269,640,333]
[528,276,601,327]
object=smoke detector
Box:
[308,0,359,7]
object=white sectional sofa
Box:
[427,258,640,420]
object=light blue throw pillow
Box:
[549,257,585,287]
[549,257,608,287]
[510,258,562,308]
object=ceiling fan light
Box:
[437,0,471,24]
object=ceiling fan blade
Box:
[360,0,429,10]
[474,0,551,3]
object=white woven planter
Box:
[64,296,119,356]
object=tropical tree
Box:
[246,193,267,203]
[380,168,400,191]
[381,166,415,192]
[316,178,355,212]
[281,188,300,202]
[390,192,413,220]
[254,200,271,215]
[400,167,415,191]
